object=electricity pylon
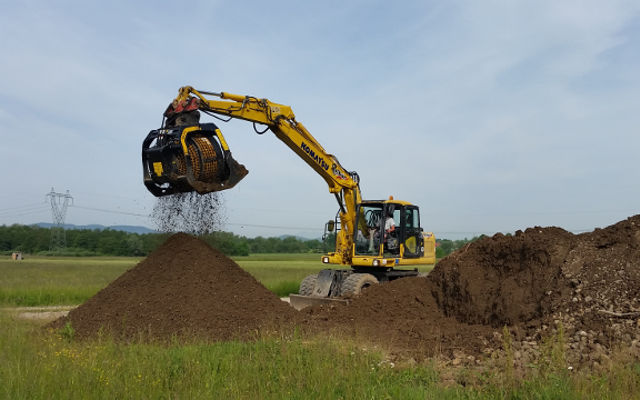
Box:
[46,188,73,251]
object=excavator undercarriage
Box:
[288,268,421,310]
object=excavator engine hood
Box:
[142,123,248,197]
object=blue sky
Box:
[1,0,639,239]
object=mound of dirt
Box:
[302,277,499,360]
[428,216,640,326]
[428,226,575,326]
[51,233,298,341]
[426,215,640,368]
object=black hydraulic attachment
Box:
[142,123,248,197]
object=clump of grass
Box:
[538,321,568,376]
[60,322,74,342]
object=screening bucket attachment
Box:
[142,123,248,197]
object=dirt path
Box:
[2,306,76,321]
[5,299,293,322]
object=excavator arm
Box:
[143,86,362,264]
[169,87,360,195]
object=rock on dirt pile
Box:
[52,233,298,341]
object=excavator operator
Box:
[384,206,399,253]
[384,211,396,235]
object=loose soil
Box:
[50,233,298,341]
[50,216,640,370]
[151,192,225,235]
[425,216,640,368]
[301,277,499,361]
[428,226,575,326]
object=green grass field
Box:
[0,257,138,306]
[0,254,434,306]
[1,254,638,398]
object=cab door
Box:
[400,206,423,258]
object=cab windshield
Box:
[354,204,384,256]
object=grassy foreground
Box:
[1,314,639,399]
[1,255,638,398]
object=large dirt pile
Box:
[52,233,298,340]
[428,226,575,326]
[427,215,640,367]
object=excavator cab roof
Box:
[360,199,415,207]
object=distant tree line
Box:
[0,224,480,258]
[0,224,325,257]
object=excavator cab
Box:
[142,121,248,197]
[353,201,425,259]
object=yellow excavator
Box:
[142,86,436,309]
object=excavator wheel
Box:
[298,274,318,296]
[340,273,378,297]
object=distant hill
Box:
[34,222,155,234]
[31,223,321,239]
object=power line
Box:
[71,205,149,218]
[226,222,319,231]
[0,205,50,217]
[0,202,48,213]
[0,207,50,218]
[70,205,316,230]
